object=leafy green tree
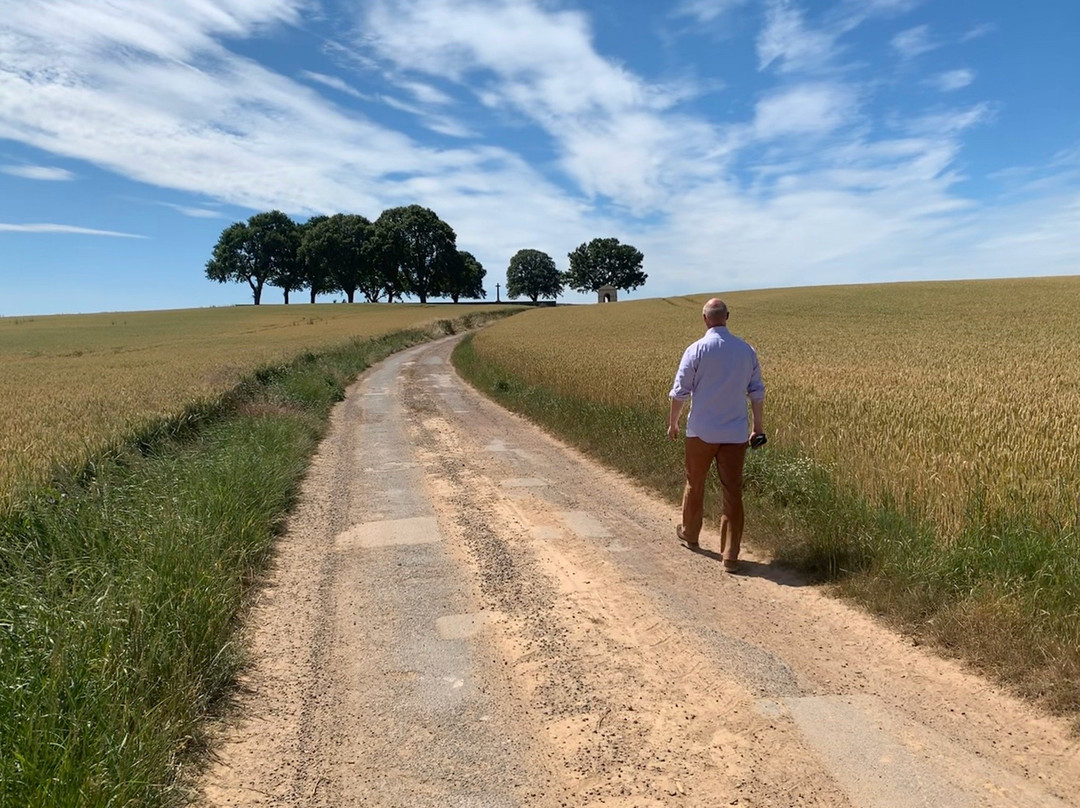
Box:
[446,250,487,302]
[244,210,301,304]
[206,221,264,304]
[205,210,300,305]
[298,214,375,303]
[506,248,563,302]
[299,215,332,303]
[565,237,646,295]
[370,205,457,304]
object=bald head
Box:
[702,298,729,327]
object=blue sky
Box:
[1,0,1078,315]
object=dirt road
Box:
[202,335,1080,807]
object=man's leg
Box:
[715,443,748,564]
[680,437,719,545]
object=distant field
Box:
[472,277,1080,536]
[0,304,511,497]
[462,276,1080,712]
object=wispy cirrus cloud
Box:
[1,165,75,181]
[892,24,938,58]
[0,223,145,238]
[930,69,975,92]
[672,0,751,23]
[757,0,840,73]
[753,82,858,139]
[299,70,368,100]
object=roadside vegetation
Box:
[453,276,1080,717]
[0,309,517,806]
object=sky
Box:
[0,0,1078,315]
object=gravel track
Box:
[202,335,1080,807]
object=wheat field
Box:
[471,277,1080,536]
[0,304,507,496]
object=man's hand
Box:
[667,422,679,441]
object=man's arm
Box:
[750,398,764,439]
[667,398,686,441]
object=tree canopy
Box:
[447,250,487,303]
[506,249,563,302]
[205,211,300,305]
[371,205,457,304]
[298,214,375,303]
[205,204,494,304]
[564,237,646,295]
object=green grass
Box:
[0,312,514,807]
[453,334,1080,720]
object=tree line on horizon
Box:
[206,204,647,305]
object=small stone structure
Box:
[597,284,618,303]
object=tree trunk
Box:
[310,288,317,304]
[452,293,460,303]
[284,288,290,304]
[418,289,427,303]
[347,289,356,303]
[253,283,262,305]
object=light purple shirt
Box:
[669,326,765,445]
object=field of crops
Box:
[0,303,510,497]
[462,276,1080,712]
[471,277,1080,537]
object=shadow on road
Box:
[684,544,810,588]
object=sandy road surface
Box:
[202,335,1080,807]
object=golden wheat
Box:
[472,277,1080,533]
[0,304,505,495]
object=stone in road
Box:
[202,336,1080,807]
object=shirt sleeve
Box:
[747,349,766,402]
[669,345,697,400]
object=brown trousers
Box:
[681,437,747,560]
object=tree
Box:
[241,210,301,304]
[299,215,332,304]
[506,249,563,302]
[446,250,487,303]
[298,214,375,303]
[206,221,263,304]
[205,212,300,305]
[564,237,646,295]
[370,205,457,304]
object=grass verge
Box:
[0,311,515,807]
[452,334,1080,721]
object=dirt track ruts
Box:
[201,334,1080,807]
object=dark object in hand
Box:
[749,433,768,449]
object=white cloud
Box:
[299,71,368,100]
[757,0,839,73]
[754,83,858,138]
[930,69,975,92]
[891,24,937,58]
[673,0,750,23]
[159,203,226,219]
[360,0,724,211]
[1,165,75,181]
[0,223,145,237]
[961,23,994,42]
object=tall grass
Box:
[453,283,1080,718]
[0,312,514,807]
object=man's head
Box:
[702,298,729,327]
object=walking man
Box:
[667,299,765,572]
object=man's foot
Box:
[676,524,699,549]
[722,558,739,573]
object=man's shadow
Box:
[683,544,809,588]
